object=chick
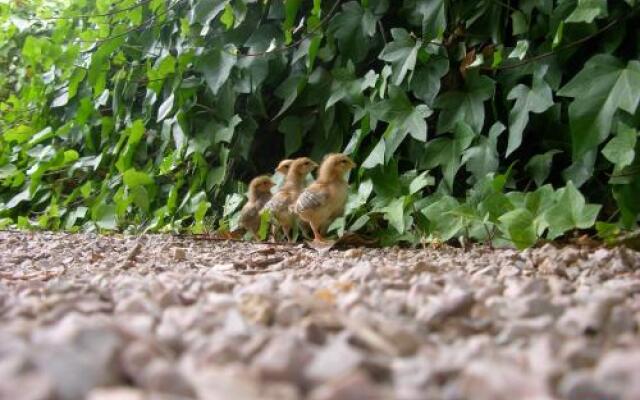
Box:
[275,159,294,176]
[294,153,356,243]
[264,157,318,242]
[238,176,275,240]
[273,159,294,189]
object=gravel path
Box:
[1,231,640,400]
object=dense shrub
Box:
[1,0,639,247]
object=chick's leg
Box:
[310,222,327,243]
[282,224,292,243]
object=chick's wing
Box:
[295,187,328,213]
[263,192,290,213]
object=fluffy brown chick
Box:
[239,176,275,240]
[275,159,294,175]
[294,153,356,243]
[264,157,318,242]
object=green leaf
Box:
[422,122,476,189]
[156,93,175,122]
[278,116,306,156]
[508,40,529,60]
[499,208,537,249]
[214,115,242,144]
[378,28,422,86]
[558,55,640,159]
[275,74,305,118]
[329,1,377,62]
[525,150,562,187]
[258,210,271,240]
[543,182,601,239]
[410,58,449,107]
[413,0,446,40]
[223,193,244,217]
[422,195,462,241]
[362,138,386,169]
[602,122,637,170]
[6,188,30,209]
[0,164,18,179]
[462,122,505,181]
[198,47,237,95]
[123,169,154,188]
[566,0,607,23]
[93,203,117,230]
[506,66,554,155]
[409,171,435,194]
[283,0,302,43]
[371,88,432,147]
[382,196,406,234]
[220,3,235,29]
[435,74,495,133]
[511,11,528,35]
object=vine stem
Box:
[22,0,154,20]
[486,8,638,71]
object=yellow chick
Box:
[294,153,356,243]
[239,176,275,240]
[275,159,294,176]
[264,157,318,241]
[273,159,294,190]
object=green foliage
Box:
[1,0,639,247]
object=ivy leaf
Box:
[602,122,637,170]
[525,150,562,187]
[362,138,386,169]
[371,88,432,142]
[328,1,377,62]
[462,122,505,181]
[5,188,30,209]
[275,74,305,118]
[382,196,406,234]
[214,115,242,144]
[435,74,495,134]
[422,122,476,189]
[543,182,601,239]
[499,208,537,249]
[508,40,529,60]
[378,28,422,86]
[198,47,237,96]
[409,171,434,195]
[156,93,175,122]
[278,116,310,156]
[410,58,449,107]
[413,0,446,40]
[123,169,154,188]
[93,203,117,230]
[566,0,607,23]
[506,66,554,155]
[558,55,640,159]
[421,195,462,241]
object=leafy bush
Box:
[0,0,639,247]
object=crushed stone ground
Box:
[1,231,640,400]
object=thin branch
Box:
[486,9,637,71]
[22,0,154,20]
[236,0,342,58]
[77,0,183,48]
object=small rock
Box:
[86,387,145,400]
[343,248,363,259]
[173,248,187,261]
[309,371,388,400]
[305,337,363,384]
[253,333,313,384]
